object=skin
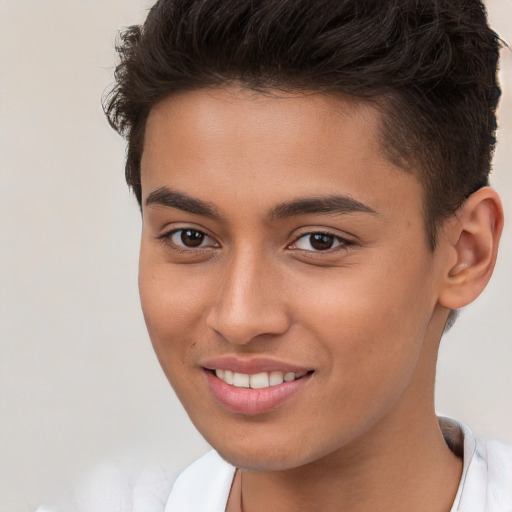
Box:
[138,87,502,511]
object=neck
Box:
[240,410,461,512]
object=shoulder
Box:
[164,450,236,512]
[35,451,235,512]
[36,463,177,512]
[479,437,512,509]
[439,417,512,511]
[456,422,512,511]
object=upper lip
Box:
[201,356,312,375]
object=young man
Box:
[104,0,511,510]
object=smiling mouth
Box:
[204,365,314,415]
[211,369,312,389]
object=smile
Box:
[204,362,314,415]
[214,369,309,389]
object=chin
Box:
[216,446,307,472]
[206,428,341,472]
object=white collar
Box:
[165,418,512,512]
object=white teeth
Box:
[269,371,284,386]
[249,372,270,389]
[224,369,234,385]
[232,372,250,388]
[284,372,296,382]
[214,369,308,388]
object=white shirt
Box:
[164,418,512,512]
[37,418,512,512]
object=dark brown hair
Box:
[104,0,501,249]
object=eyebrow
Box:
[269,195,377,219]
[144,187,377,220]
[145,187,219,218]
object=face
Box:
[139,87,450,471]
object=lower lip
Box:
[205,370,312,416]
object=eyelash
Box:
[288,231,353,253]
[157,228,218,251]
[157,228,353,254]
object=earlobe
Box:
[438,187,504,310]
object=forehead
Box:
[141,87,423,221]
[144,87,379,168]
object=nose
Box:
[206,249,291,345]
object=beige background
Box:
[0,1,510,510]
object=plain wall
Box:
[0,1,510,510]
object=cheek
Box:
[138,256,206,370]
[138,269,211,419]
[292,258,435,384]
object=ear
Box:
[438,187,504,310]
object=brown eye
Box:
[180,229,205,247]
[309,233,335,250]
[290,232,347,252]
[167,228,216,249]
